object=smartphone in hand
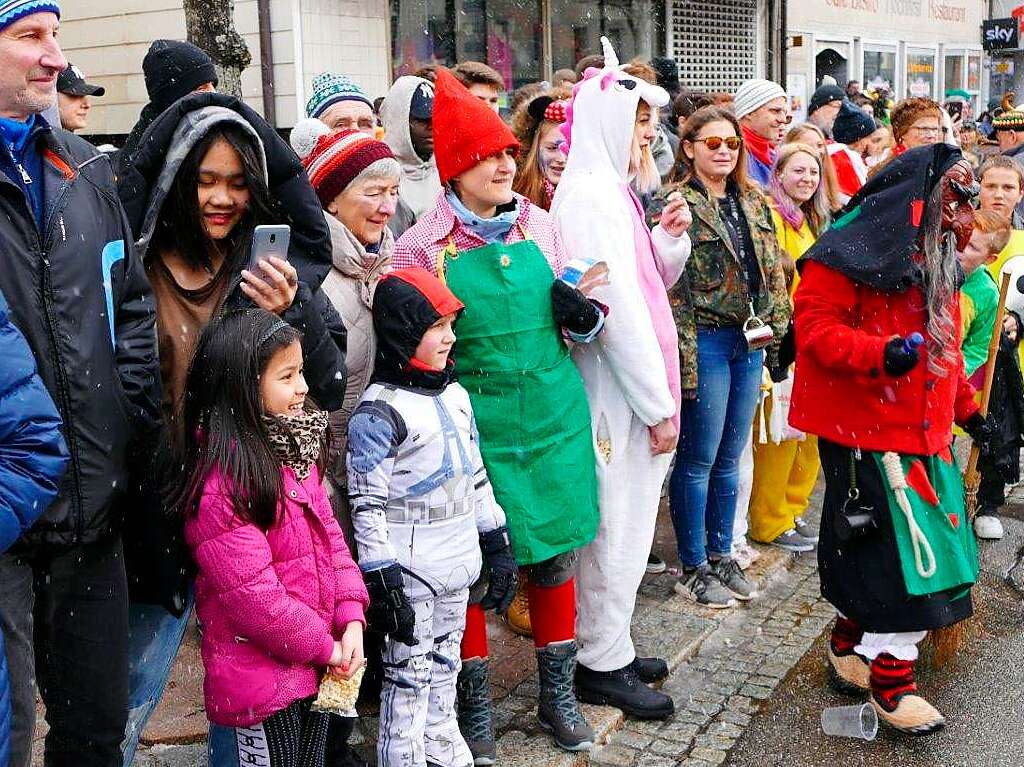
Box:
[248,225,291,280]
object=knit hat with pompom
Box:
[290,118,396,206]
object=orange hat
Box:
[432,67,519,185]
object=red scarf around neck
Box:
[741,124,775,168]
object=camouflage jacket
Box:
[656,179,791,394]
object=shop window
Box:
[550,0,658,74]
[906,50,936,100]
[944,54,963,96]
[392,0,452,75]
[815,47,848,89]
[392,0,542,89]
[967,53,981,91]
[863,49,895,94]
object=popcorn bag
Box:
[311,665,364,717]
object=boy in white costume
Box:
[348,267,517,766]
[551,38,692,718]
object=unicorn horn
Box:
[600,36,619,68]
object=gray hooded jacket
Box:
[380,76,443,233]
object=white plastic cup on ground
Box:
[820,702,879,740]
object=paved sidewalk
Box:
[591,554,831,767]
[126,548,812,765]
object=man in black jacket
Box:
[0,5,161,766]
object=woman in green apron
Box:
[393,68,604,759]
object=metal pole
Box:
[542,0,553,81]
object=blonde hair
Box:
[631,101,661,194]
[784,123,842,212]
[973,208,1012,254]
[771,143,831,236]
[979,155,1024,191]
[511,86,572,209]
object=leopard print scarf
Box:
[262,410,329,481]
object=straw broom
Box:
[929,271,1010,667]
[963,271,1011,521]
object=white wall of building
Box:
[59,0,390,135]
[787,0,986,111]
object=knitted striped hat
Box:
[305,72,373,119]
[0,0,60,30]
[732,78,787,120]
[993,106,1024,132]
[290,118,395,206]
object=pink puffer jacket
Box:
[185,465,369,727]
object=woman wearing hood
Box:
[380,75,443,237]
[550,38,692,719]
[393,68,604,758]
[114,93,348,766]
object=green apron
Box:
[872,451,979,598]
[442,233,599,565]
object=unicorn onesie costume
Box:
[551,38,691,717]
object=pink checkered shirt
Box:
[392,192,568,277]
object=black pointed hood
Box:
[801,143,964,291]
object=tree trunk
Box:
[626,0,654,60]
[182,0,252,98]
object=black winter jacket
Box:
[0,124,161,550]
[116,93,347,411]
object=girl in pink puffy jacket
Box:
[169,309,369,767]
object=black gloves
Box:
[963,412,998,457]
[364,564,416,646]
[767,363,789,384]
[883,336,920,377]
[551,280,601,336]
[777,323,796,372]
[479,526,518,613]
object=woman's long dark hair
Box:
[150,122,282,275]
[166,310,315,530]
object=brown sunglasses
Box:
[693,136,743,151]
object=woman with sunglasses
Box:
[659,105,790,608]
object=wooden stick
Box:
[964,271,1011,519]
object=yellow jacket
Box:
[770,208,816,298]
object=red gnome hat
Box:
[432,67,519,186]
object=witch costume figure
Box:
[789,143,996,735]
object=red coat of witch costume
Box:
[791,260,979,456]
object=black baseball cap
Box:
[409,80,434,120]
[57,63,105,97]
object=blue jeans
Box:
[120,593,193,766]
[669,327,764,568]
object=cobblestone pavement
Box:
[589,554,833,767]
[723,490,1024,767]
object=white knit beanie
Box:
[732,79,787,120]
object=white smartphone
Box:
[248,224,291,279]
